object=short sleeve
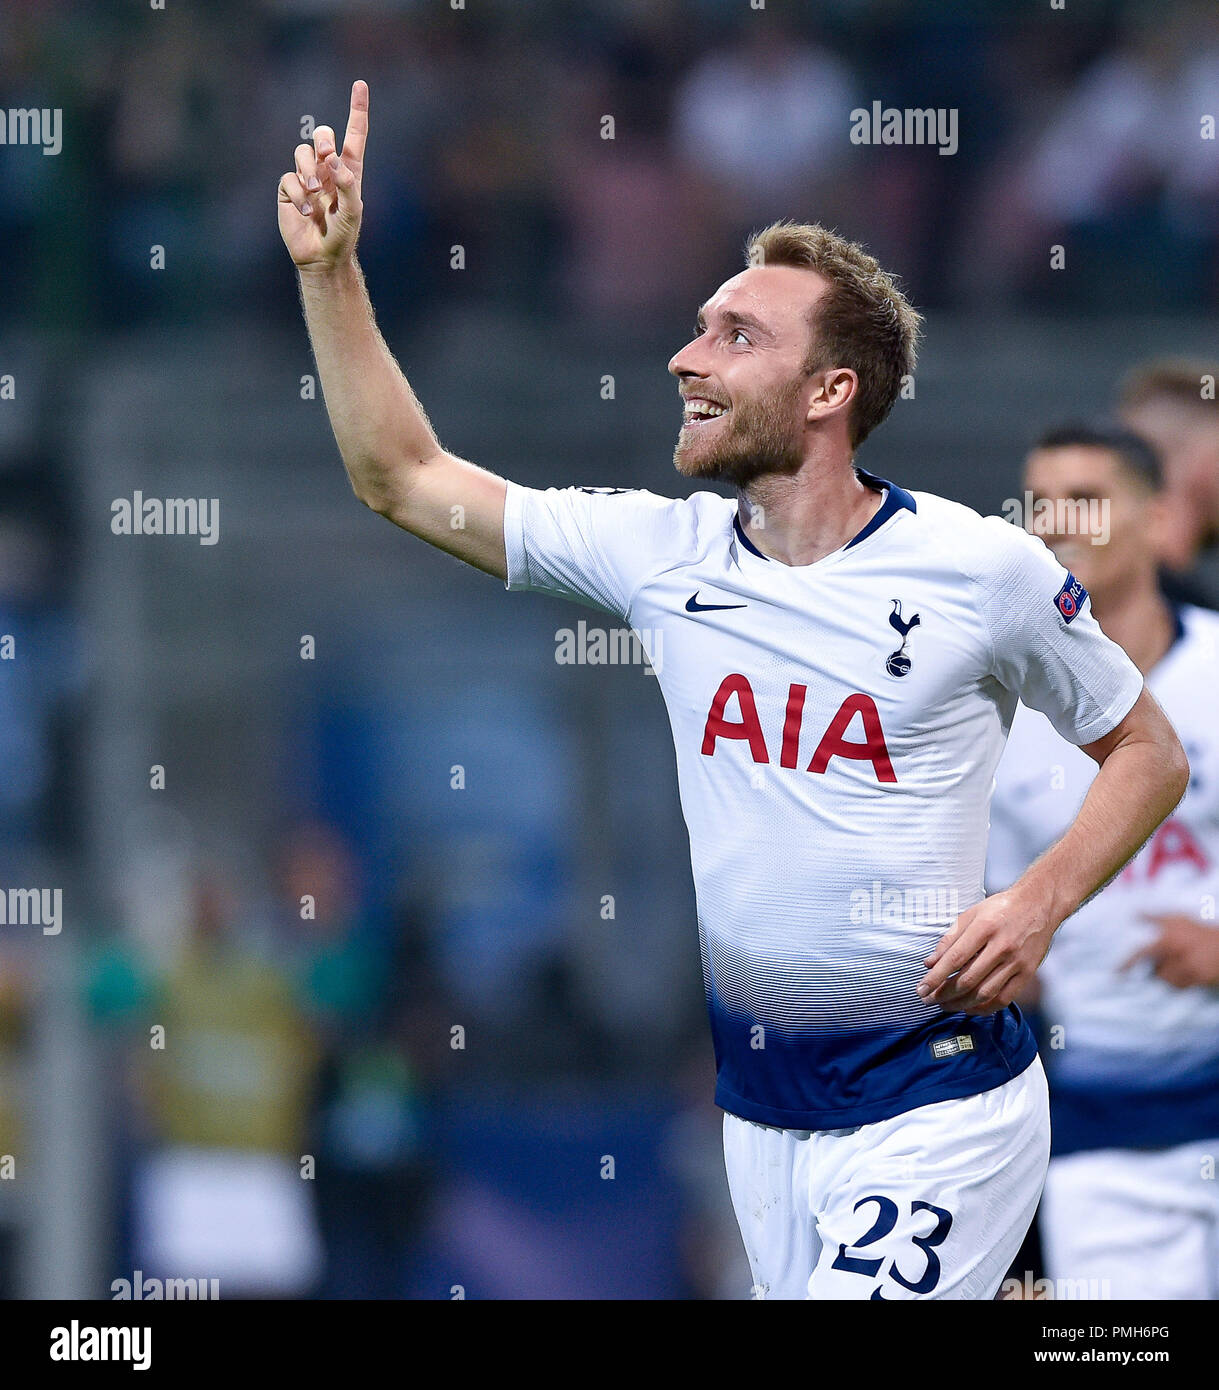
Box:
[976,519,1144,746]
[503,481,701,621]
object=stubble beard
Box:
[673,375,809,488]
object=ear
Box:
[806,367,857,425]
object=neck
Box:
[738,450,883,566]
[1089,579,1178,675]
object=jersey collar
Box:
[732,467,917,562]
[845,467,918,548]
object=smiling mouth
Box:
[682,397,731,427]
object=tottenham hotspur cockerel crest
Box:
[885,600,920,677]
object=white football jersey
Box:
[989,603,1219,1154]
[505,469,1144,1129]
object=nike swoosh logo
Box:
[686,592,747,613]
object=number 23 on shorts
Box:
[829,1194,954,1298]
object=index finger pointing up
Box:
[343,79,369,168]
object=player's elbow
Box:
[1161,731,1191,812]
[350,474,391,516]
[1126,691,1190,814]
[345,455,411,519]
[1142,717,1191,819]
[348,448,446,523]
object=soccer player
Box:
[989,425,1219,1300]
[278,82,1188,1300]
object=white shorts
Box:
[1039,1139,1219,1299]
[722,1056,1050,1300]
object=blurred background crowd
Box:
[5,0,1219,336]
[1,0,1217,1298]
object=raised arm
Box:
[277,80,507,578]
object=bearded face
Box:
[673,370,810,488]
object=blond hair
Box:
[746,221,922,448]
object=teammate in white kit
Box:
[278,82,1189,1299]
[989,425,1219,1299]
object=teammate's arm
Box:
[920,687,1189,1013]
[277,80,507,578]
